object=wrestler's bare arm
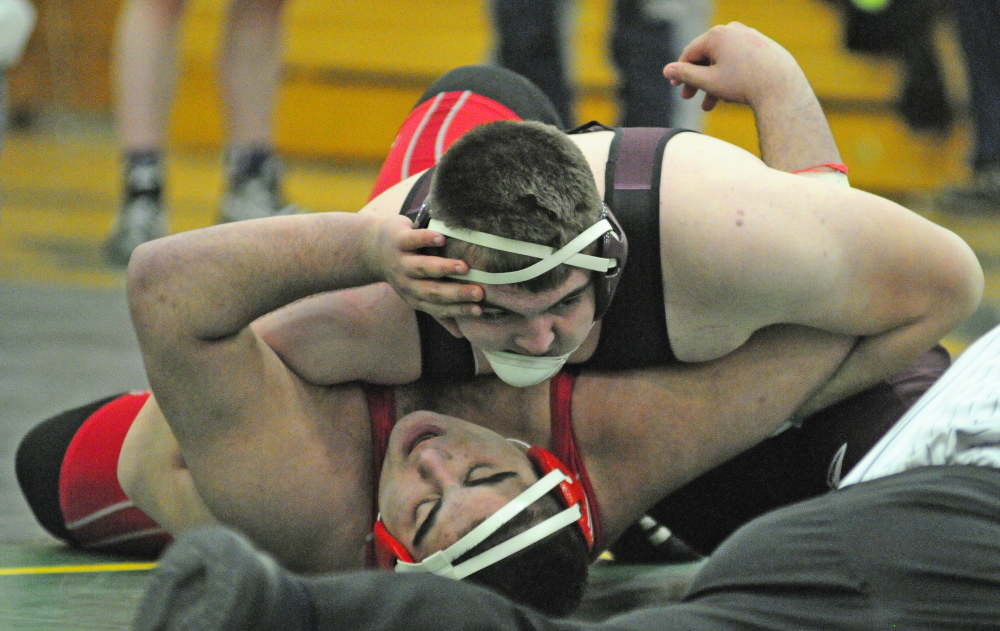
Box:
[664,22,841,172]
[245,173,488,385]
[657,133,983,415]
[657,22,982,413]
[127,222,386,572]
[575,323,855,541]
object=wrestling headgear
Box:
[412,202,628,321]
[373,445,594,579]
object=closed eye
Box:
[412,469,518,548]
[466,471,517,487]
[552,293,583,312]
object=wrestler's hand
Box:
[663,22,810,113]
[365,215,483,318]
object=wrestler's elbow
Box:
[126,238,187,347]
[928,233,984,334]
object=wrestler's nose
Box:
[513,317,556,355]
[416,446,456,482]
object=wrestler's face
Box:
[378,411,538,560]
[441,269,597,358]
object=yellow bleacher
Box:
[169,0,971,194]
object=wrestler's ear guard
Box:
[372,445,594,572]
[409,202,445,258]
[373,519,413,568]
[411,201,432,230]
[591,203,627,320]
[524,446,594,549]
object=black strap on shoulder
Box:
[400,167,436,220]
[398,166,478,379]
[587,127,688,369]
[566,121,615,135]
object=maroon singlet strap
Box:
[548,369,604,555]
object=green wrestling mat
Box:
[0,543,153,630]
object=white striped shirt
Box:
[840,324,1000,487]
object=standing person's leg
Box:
[490,0,574,127]
[935,0,1000,215]
[105,0,186,266]
[666,0,712,132]
[610,0,675,127]
[217,0,295,222]
[1,70,6,166]
[0,0,36,158]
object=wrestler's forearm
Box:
[666,23,840,173]
[754,80,841,173]
[796,308,974,419]
[127,212,388,344]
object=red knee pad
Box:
[369,91,522,200]
[59,391,172,557]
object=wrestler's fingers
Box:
[677,30,712,66]
[398,228,446,251]
[680,81,699,100]
[403,277,483,304]
[417,301,484,319]
[665,61,714,93]
[404,254,474,281]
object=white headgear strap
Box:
[393,468,581,580]
[427,218,616,284]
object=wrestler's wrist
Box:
[357,215,395,283]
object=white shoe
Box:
[104,162,166,267]
[219,155,296,223]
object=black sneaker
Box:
[606,515,703,565]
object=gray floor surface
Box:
[1,281,148,544]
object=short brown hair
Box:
[428,120,604,292]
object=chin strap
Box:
[393,469,578,580]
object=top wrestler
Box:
[126,24,980,438]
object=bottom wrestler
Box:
[16,323,946,616]
[133,323,1000,631]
